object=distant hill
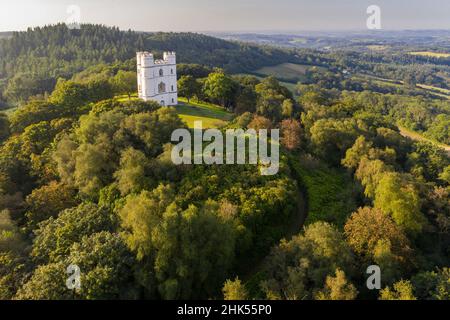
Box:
[0,24,311,80]
[0,32,13,39]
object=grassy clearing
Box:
[253,63,326,83]
[367,45,389,51]
[357,73,450,99]
[416,84,450,96]
[113,95,232,129]
[398,126,450,156]
[175,98,233,129]
[409,51,450,58]
[289,155,357,228]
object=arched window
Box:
[171,69,174,74]
[158,82,166,94]
[159,69,164,76]
[171,85,174,92]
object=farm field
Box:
[357,74,450,99]
[252,63,326,83]
[409,51,450,58]
[399,126,450,156]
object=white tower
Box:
[136,51,178,106]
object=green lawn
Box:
[113,95,233,129]
[175,98,233,129]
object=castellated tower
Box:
[136,51,178,106]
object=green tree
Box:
[203,71,238,108]
[67,232,138,299]
[374,172,425,234]
[178,75,201,103]
[411,268,450,300]
[32,203,115,263]
[15,261,73,300]
[119,185,175,260]
[260,222,355,300]
[112,70,137,100]
[153,202,237,299]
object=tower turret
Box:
[163,51,176,64]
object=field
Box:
[399,126,450,156]
[409,51,450,58]
[367,45,389,51]
[114,95,233,128]
[175,98,233,129]
[356,73,450,99]
[252,63,326,83]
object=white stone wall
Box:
[137,51,178,106]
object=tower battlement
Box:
[136,51,178,106]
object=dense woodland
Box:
[0,25,449,300]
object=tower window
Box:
[158,82,166,94]
[159,69,164,76]
[171,69,173,74]
[171,85,174,92]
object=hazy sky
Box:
[1,0,450,32]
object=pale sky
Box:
[1,0,450,32]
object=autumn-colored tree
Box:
[248,115,272,132]
[25,181,78,230]
[314,269,358,300]
[281,119,302,151]
[344,207,412,261]
[380,280,416,300]
[223,277,249,300]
